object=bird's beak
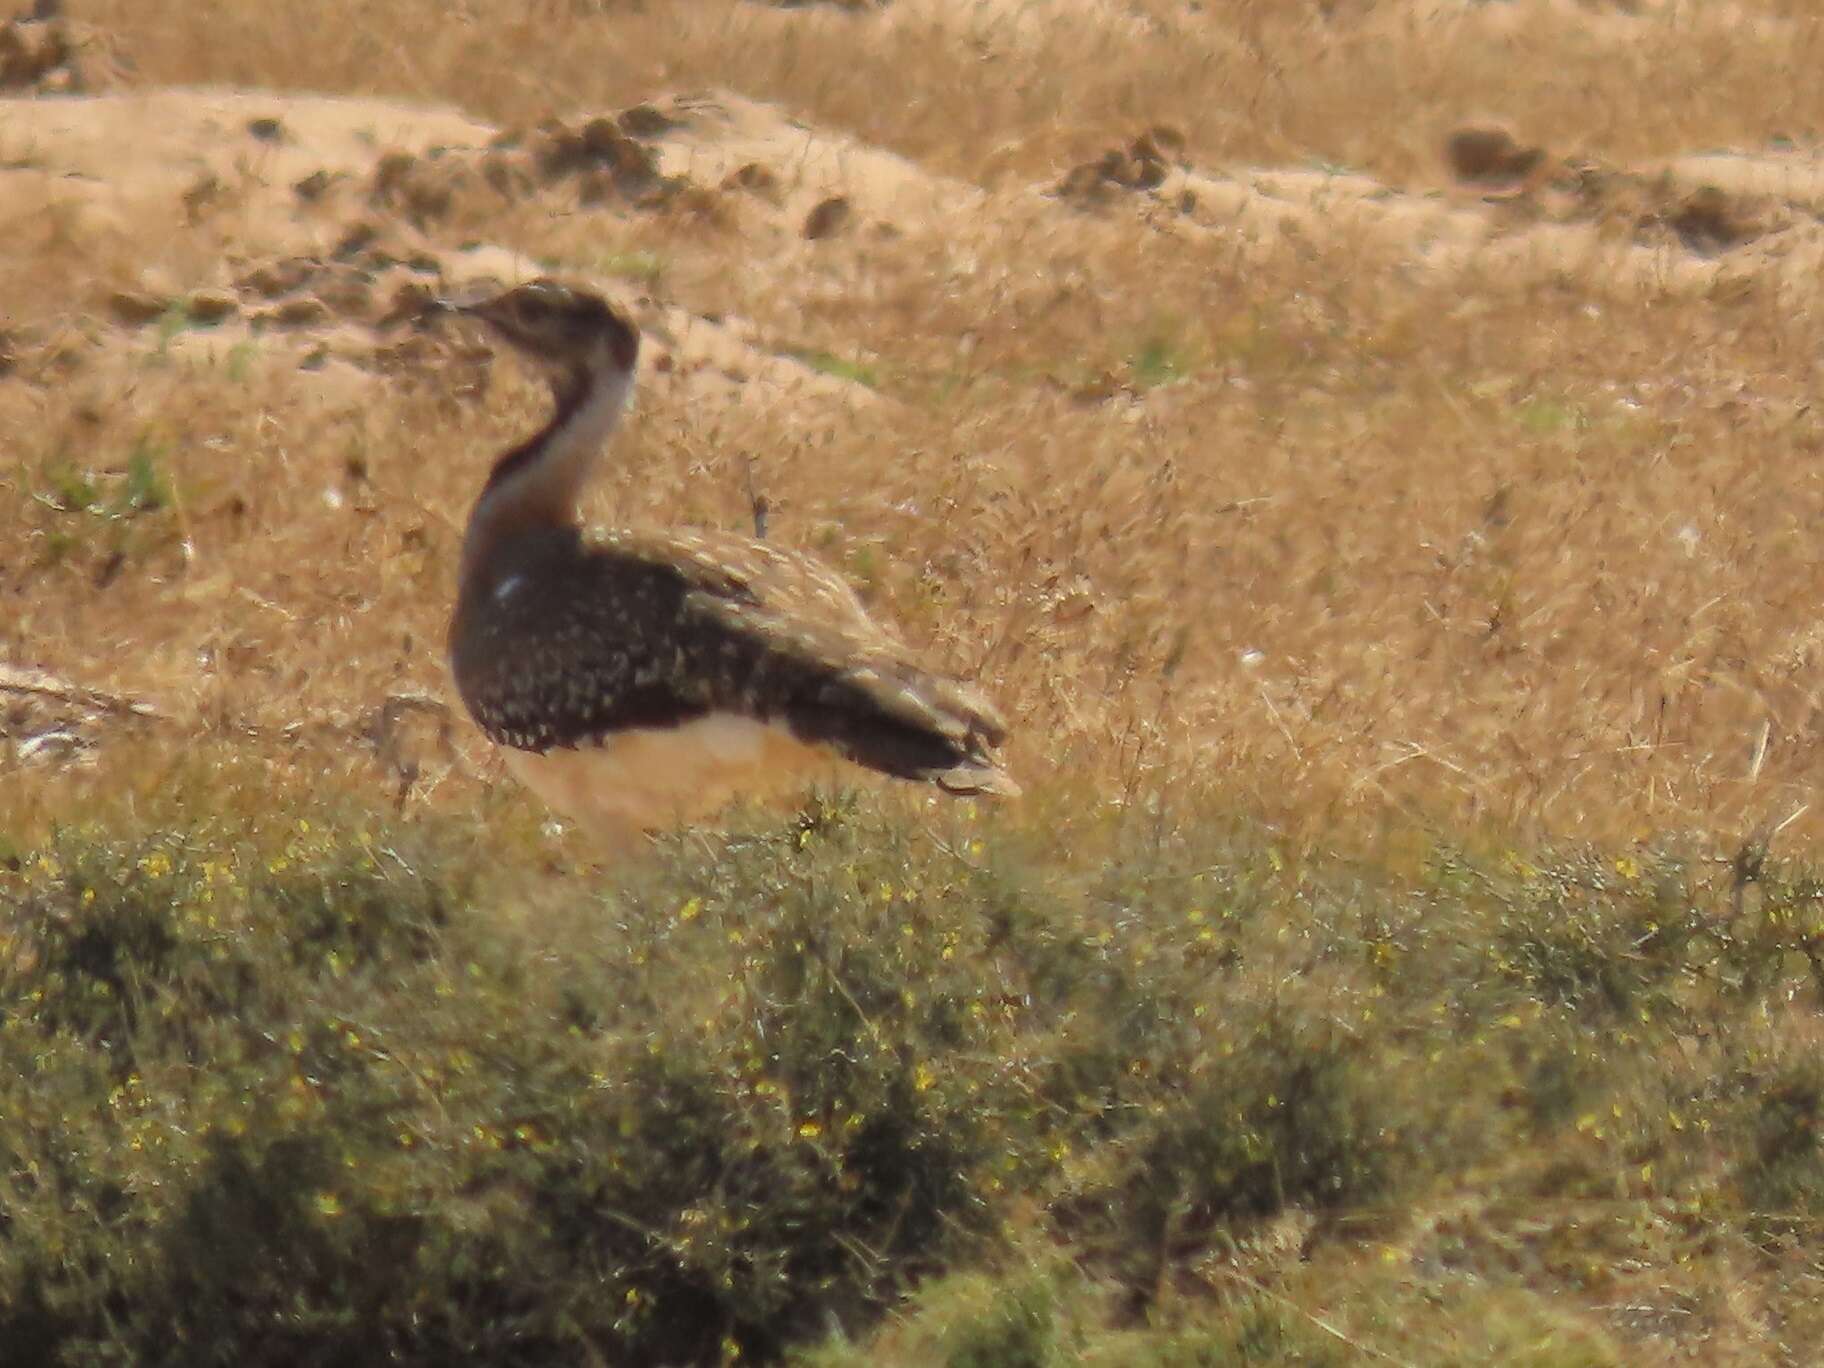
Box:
[420,281,506,321]
[421,296,468,324]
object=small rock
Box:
[246,115,286,143]
[333,222,382,260]
[372,150,417,195]
[1053,135,1176,204]
[316,273,376,317]
[619,103,680,138]
[1055,162,1112,204]
[580,116,629,157]
[107,288,169,325]
[182,173,222,222]
[1124,146,1168,190]
[535,117,663,200]
[272,294,333,327]
[803,195,851,240]
[1070,372,1122,405]
[1669,185,1756,256]
[239,257,318,298]
[293,169,334,202]
[184,288,239,323]
[1445,124,1544,188]
[722,161,782,202]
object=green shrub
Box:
[5,804,1820,1363]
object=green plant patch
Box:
[4,804,1824,1362]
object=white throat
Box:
[461,364,634,580]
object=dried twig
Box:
[0,663,161,719]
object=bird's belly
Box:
[502,713,852,834]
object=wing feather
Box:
[584,525,1015,790]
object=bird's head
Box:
[433,278,640,392]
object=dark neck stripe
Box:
[481,362,593,494]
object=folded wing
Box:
[588,527,1019,796]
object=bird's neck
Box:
[461,363,633,582]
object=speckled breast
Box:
[449,526,723,753]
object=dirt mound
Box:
[0,89,497,298]
[617,90,983,243]
[0,3,130,94]
[1046,120,1824,302]
[75,232,881,416]
[1054,127,1188,205]
[363,111,710,231]
[0,89,886,414]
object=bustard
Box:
[435,278,1018,835]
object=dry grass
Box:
[11,0,1824,846]
[71,1,1824,182]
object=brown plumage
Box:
[438,278,1017,833]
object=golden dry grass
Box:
[9,0,1824,851]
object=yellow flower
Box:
[914,1062,937,1093]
